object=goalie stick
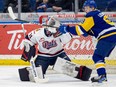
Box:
[30,57,49,83]
[4,6,58,28]
[8,6,62,37]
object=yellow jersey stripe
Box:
[98,32,116,40]
[103,15,115,26]
[75,25,82,35]
[80,17,94,31]
[95,63,105,69]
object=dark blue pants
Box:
[35,52,70,74]
[92,39,116,76]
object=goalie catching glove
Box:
[21,39,36,62]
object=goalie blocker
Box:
[54,57,92,81]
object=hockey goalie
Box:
[18,16,92,82]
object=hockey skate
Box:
[91,74,107,83]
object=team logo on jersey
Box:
[42,40,57,49]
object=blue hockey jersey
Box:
[68,10,116,41]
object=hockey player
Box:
[19,17,92,82]
[58,0,116,83]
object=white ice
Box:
[0,66,116,87]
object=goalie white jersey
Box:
[27,28,72,57]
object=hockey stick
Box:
[8,6,62,38]
[30,57,49,83]
[6,6,58,28]
[8,6,37,23]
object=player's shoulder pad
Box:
[34,28,42,33]
[85,10,101,17]
[32,28,43,35]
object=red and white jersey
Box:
[27,28,72,57]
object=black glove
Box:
[21,45,36,62]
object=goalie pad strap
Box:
[78,66,84,79]
[75,66,92,81]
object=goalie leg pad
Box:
[18,66,45,82]
[18,67,30,81]
[54,57,79,77]
[54,57,92,81]
[75,66,92,81]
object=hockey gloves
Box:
[21,45,36,62]
[58,25,69,34]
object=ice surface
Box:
[0,66,116,87]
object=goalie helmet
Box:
[83,0,97,9]
[46,16,61,33]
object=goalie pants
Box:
[35,51,70,74]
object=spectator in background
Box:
[53,0,73,12]
[95,0,110,11]
[47,0,55,7]
[105,0,116,11]
[78,0,86,12]
[0,0,5,12]
[45,0,73,12]
[35,0,42,11]
[3,0,31,13]
[29,0,36,12]
[3,0,18,13]
[36,0,49,12]
[22,0,31,12]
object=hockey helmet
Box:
[46,16,61,33]
[83,0,97,9]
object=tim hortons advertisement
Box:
[0,24,95,55]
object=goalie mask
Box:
[44,28,52,37]
[46,16,61,33]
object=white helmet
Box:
[46,16,61,33]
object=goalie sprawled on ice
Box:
[18,17,92,82]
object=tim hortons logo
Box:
[64,37,95,51]
[7,30,27,50]
[7,30,95,52]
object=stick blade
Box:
[8,6,17,20]
[35,78,49,83]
